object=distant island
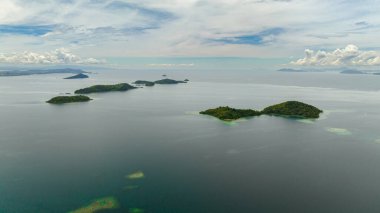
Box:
[154,79,187,84]
[277,68,307,72]
[200,101,322,121]
[47,95,92,104]
[0,68,85,77]
[340,69,365,74]
[134,80,155,86]
[64,73,89,79]
[75,83,137,94]
[133,78,188,86]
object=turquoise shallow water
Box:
[1,68,380,212]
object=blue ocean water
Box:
[0,61,380,212]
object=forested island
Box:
[75,83,137,94]
[64,73,89,79]
[200,107,261,120]
[134,80,155,86]
[200,101,323,121]
[154,79,187,84]
[46,95,92,104]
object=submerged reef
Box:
[126,171,145,180]
[69,197,119,213]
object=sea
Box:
[0,57,380,213]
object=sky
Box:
[0,0,380,65]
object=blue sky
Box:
[0,0,380,65]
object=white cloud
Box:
[1,0,380,57]
[291,45,380,66]
[0,48,103,64]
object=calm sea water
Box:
[1,67,380,212]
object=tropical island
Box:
[64,73,89,79]
[154,78,187,84]
[46,95,92,104]
[74,83,137,94]
[0,68,85,77]
[134,80,155,86]
[200,101,323,121]
[200,107,261,121]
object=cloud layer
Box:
[291,45,380,66]
[0,0,379,58]
[0,48,102,64]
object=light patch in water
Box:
[326,128,352,136]
[374,139,380,144]
[69,197,119,213]
[297,119,315,124]
[185,111,200,115]
[126,171,145,179]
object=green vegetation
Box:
[262,101,322,119]
[200,101,322,121]
[154,78,186,84]
[75,83,137,94]
[134,80,155,86]
[200,106,261,121]
[69,197,119,213]
[64,73,89,79]
[47,95,92,104]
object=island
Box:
[74,83,137,94]
[340,69,365,74]
[200,106,261,121]
[277,68,306,72]
[133,80,155,86]
[184,79,190,82]
[64,73,89,79]
[154,78,187,84]
[262,101,323,119]
[200,101,323,121]
[0,68,85,77]
[46,95,92,104]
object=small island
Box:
[200,106,261,121]
[154,78,187,84]
[64,73,89,79]
[200,101,322,121]
[47,95,92,104]
[262,101,323,119]
[134,80,155,86]
[74,83,137,94]
[340,69,365,74]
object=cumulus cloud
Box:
[291,45,380,66]
[0,48,103,64]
